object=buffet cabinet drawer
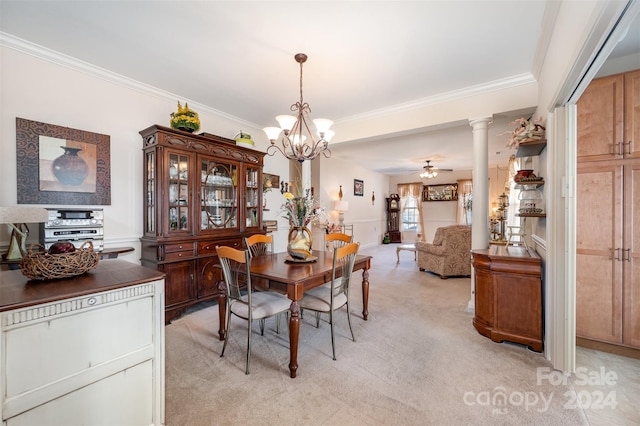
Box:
[164,242,195,253]
[198,238,242,254]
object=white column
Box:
[468,117,492,311]
[301,160,311,195]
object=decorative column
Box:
[468,117,492,311]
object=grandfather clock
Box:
[386,194,402,243]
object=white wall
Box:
[315,155,388,248]
[0,45,288,261]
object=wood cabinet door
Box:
[576,163,624,343]
[577,74,624,161]
[161,260,195,307]
[624,69,640,159]
[623,160,640,348]
[197,256,222,299]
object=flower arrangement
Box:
[282,192,319,227]
[504,117,545,149]
[170,101,200,132]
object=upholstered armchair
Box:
[416,225,472,279]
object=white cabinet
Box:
[0,260,165,425]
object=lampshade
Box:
[335,201,349,212]
[0,207,49,224]
[0,206,49,260]
[276,115,297,132]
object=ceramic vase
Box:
[52,146,89,186]
[287,226,312,260]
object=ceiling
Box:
[1,1,638,177]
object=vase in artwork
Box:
[287,226,312,260]
[52,146,89,186]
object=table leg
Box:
[361,268,369,320]
[396,247,400,263]
[217,280,227,341]
[288,300,300,378]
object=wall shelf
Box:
[515,140,546,157]
[516,213,546,218]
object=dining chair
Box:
[216,245,291,374]
[325,232,352,252]
[298,242,359,360]
[245,233,273,257]
[244,233,288,332]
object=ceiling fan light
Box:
[276,115,297,132]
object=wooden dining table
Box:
[217,249,372,378]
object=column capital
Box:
[468,117,493,128]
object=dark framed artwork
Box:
[354,179,364,196]
[16,118,111,205]
[263,173,280,192]
[423,183,458,201]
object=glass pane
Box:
[200,158,237,230]
[168,152,190,233]
[245,166,259,228]
[146,152,155,233]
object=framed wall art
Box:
[423,183,458,201]
[263,173,279,192]
[354,179,364,196]
[16,118,111,205]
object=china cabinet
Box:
[140,125,265,322]
[576,68,640,351]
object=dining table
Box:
[217,249,372,378]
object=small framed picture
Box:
[354,179,364,196]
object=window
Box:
[401,196,420,231]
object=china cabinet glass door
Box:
[245,166,260,228]
[167,152,191,233]
[200,158,238,230]
[145,151,155,234]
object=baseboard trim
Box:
[576,337,640,360]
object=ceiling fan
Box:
[419,160,453,179]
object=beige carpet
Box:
[165,244,602,425]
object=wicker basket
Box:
[20,241,99,280]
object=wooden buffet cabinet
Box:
[0,260,165,425]
[140,125,265,322]
[472,245,543,352]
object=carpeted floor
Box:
[165,244,638,425]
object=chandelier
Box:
[263,53,334,163]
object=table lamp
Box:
[0,206,49,260]
[334,200,349,228]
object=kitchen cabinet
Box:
[577,69,640,161]
[576,68,640,351]
[576,159,640,349]
[140,125,264,322]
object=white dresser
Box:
[0,260,165,425]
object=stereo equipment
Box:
[40,209,104,252]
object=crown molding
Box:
[338,73,537,125]
[0,32,255,128]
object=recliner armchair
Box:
[416,225,471,279]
